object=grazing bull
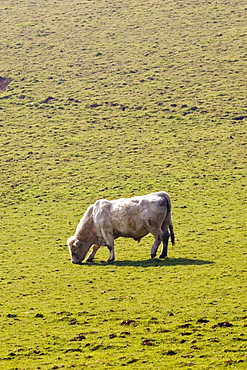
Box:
[67,191,175,263]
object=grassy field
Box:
[1,0,247,369]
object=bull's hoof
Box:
[107,258,115,262]
[159,254,168,259]
[86,258,94,263]
[151,253,156,259]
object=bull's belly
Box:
[114,226,149,241]
[110,209,150,240]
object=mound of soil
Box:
[0,77,12,91]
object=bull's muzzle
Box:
[72,259,82,264]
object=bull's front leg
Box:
[107,246,115,262]
[87,245,101,262]
[101,230,115,262]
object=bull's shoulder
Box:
[93,199,113,218]
[94,198,112,209]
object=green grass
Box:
[1,0,247,369]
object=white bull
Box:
[67,191,175,263]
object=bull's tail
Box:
[169,223,175,245]
[163,192,175,245]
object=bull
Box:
[67,191,175,263]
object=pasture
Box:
[0,0,246,368]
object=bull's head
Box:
[67,236,89,264]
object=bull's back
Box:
[109,195,167,238]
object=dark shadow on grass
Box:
[79,258,214,267]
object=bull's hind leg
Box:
[150,229,163,259]
[159,230,169,259]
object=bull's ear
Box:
[73,239,81,248]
